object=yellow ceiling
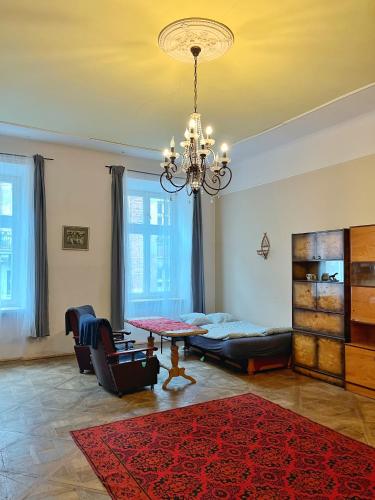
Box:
[0,0,374,151]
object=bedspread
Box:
[201,321,292,340]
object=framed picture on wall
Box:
[62,226,89,251]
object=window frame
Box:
[0,173,22,308]
[127,188,177,301]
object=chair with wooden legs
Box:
[86,317,159,396]
[65,305,134,373]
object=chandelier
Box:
[158,19,233,197]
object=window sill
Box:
[0,306,26,313]
[128,297,184,303]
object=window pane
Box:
[0,253,12,300]
[150,234,171,293]
[150,197,171,226]
[128,195,144,224]
[129,233,144,293]
[0,228,12,301]
[0,228,12,251]
[0,182,12,216]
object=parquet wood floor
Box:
[0,347,374,499]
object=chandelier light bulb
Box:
[221,143,228,153]
[205,126,213,138]
[163,149,169,160]
[184,128,189,139]
[189,118,196,131]
[170,136,175,149]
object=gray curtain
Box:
[33,154,49,337]
[191,190,206,313]
[110,166,125,329]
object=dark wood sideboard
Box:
[345,225,375,399]
[292,229,349,387]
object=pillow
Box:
[180,313,211,326]
[205,312,233,324]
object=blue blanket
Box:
[65,305,96,334]
[79,314,113,350]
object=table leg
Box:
[147,332,154,358]
[162,338,196,390]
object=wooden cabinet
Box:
[293,282,344,313]
[351,286,375,323]
[345,345,375,390]
[293,310,344,337]
[293,282,316,310]
[316,231,344,260]
[351,225,375,262]
[292,230,344,261]
[318,337,343,376]
[292,233,316,260]
[346,225,375,399]
[293,332,344,384]
[317,283,344,313]
[292,229,348,387]
[293,333,316,367]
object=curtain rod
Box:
[105,166,184,180]
[105,166,159,177]
[0,152,54,160]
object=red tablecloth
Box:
[126,317,194,333]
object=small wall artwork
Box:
[62,226,89,251]
[257,232,270,259]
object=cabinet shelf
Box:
[292,328,345,341]
[293,306,344,315]
[293,259,344,263]
[351,319,375,327]
[293,280,344,284]
[346,342,375,351]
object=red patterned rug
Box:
[71,393,375,499]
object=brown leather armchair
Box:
[65,305,134,374]
[87,319,159,396]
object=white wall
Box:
[216,100,375,325]
[229,108,375,193]
[216,154,375,326]
[0,135,215,360]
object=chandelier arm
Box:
[160,171,188,193]
[200,162,222,196]
[216,166,233,189]
[168,162,178,174]
[201,182,220,197]
[168,174,189,189]
[203,164,234,193]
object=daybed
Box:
[184,315,292,375]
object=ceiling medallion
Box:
[158,17,234,63]
[158,19,233,197]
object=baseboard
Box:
[0,341,152,364]
[0,352,75,363]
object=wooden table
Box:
[125,317,207,389]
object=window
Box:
[0,177,19,305]
[127,191,173,297]
[0,156,34,313]
[125,174,192,319]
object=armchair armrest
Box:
[107,346,158,360]
[112,329,132,339]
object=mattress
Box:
[187,331,292,361]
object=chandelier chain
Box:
[194,55,198,113]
